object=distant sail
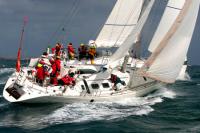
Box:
[148,0,185,52]
[143,0,199,83]
[95,0,144,48]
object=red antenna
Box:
[16,16,28,72]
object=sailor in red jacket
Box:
[35,64,50,85]
[50,56,61,85]
[67,43,75,60]
[35,52,51,85]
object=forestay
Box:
[95,0,144,48]
[143,0,199,83]
[148,0,185,52]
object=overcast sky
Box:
[0,0,199,65]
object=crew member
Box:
[88,45,96,64]
[58,74,75,86]
[67,43,75,60]
[38,52,51,66]
[110,74,126,91]
[50,56,61,85]
[55,43,62,56]
[35,63,50,86]
[78,43,87,60]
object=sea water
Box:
[0,60,200,133]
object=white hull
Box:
[3,69,162,104]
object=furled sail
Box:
[148,0,185,52]
[95,0,144,48]
[142,0,199,83]
[108,0,155,66]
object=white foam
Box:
[0,68,15,75]
[176,72,191,81]
[0,80,6,85]
[40,93,169,125]
[0,87,177,130]
[147,87,176,99]
[0,68,15,85]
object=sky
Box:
[0,0,199,65]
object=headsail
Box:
[142,0,199,83]
[148,0,185,53]
[108,0,155,67]
[95,0,144,48]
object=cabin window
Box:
[91,84,99,89]
[78,69,97,74]
[102,83,110,88]
[81,85,85,90]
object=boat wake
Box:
[0,68,15,75]
[177,72,191,81]
[0,87,176,130]
[39,87,176,128]
[0,68,15,85]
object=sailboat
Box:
[3,0,199,103]
[62,0,189,80]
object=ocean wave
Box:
[0,80,6,85]
[0,76,9,85]
[40,87,175,126]
[41,99,154,125]
[0,87,176,130]
[0,68,15,85]
[176,72,191,81]
[0,68,15,75]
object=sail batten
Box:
[143,0,199,83]
[95,0,144,48]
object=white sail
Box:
[143,0,199,83]
[108,0,155,66]
[148,0,185,52]
[95,0,144,48]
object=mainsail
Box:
[142,0,199,83]
[95,0,144,48]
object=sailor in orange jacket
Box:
[88,46,96,64]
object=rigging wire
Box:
[60,0,82,43]
[46,0,80,46]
